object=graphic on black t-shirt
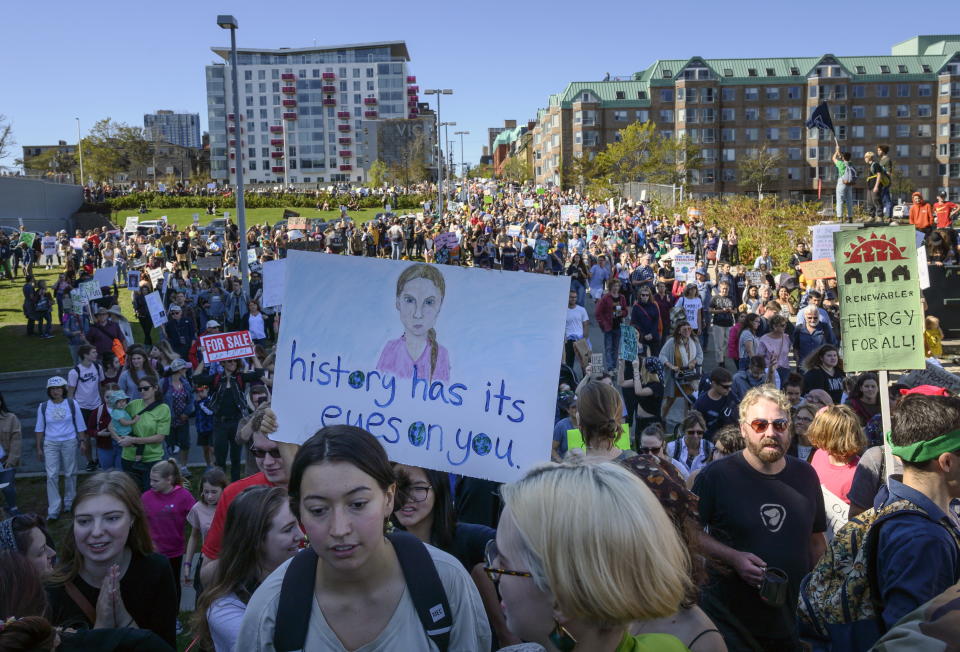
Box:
[761,503,786,533]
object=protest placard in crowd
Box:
[674,254,696,282]
[144,291,167,327]
[196,255,222,271]
[287,216,307,230]
[79,280,101,301]
[799,258,836,280]
[271,252,568,482]
[200,330,256,363]
[560,205,580,223]
[93,267,116,288]
[261,258,286,309]
[124,216,139,232]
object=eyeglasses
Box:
[686,429,705,436]
[138,386,153,392]
[249,446,282,459]
[748,418,789,434]
[718,383,733,390]
[483,540,532,586]
[405,486,432,503]
[638,446,662,455]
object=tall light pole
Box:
[218,14,249,297]
[75,117,84,187]
[440,123,456,185]
[424,89,452,216]
[454,130,469,179]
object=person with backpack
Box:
[236,425,491,651]
[865,151,889,219]
[192,356,263,482]
[694,385,826,651]
[799,393,960,650]
[67,344,106,473]
[34,376,87,521]
[832,147,856,222]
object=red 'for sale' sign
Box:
[200,330,255,363]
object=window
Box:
[852,85,865,98]
[702,148,716,161]
[876,84,889,97]
[745,108,759,120]
[834,105,847,120]
[790,67,800,75]
[659,109,674,122]
[745,87,759,100]
[685,88,698,103]
[613,110,627,121]
[896,83,910,97]
[721,148,736,161]
[856,65,866,75]
[851,146,865,158]
[702,108,715,122]
[836,126,847,140]
[896,124,910,138]
[721,108,735,121]
[722,168,736,182]
[875,105,890,117]
[835,85,846,100]
[788,147,802,160]
[880,65,890,74]
[687,108,699,123]
[766,127,780,140]
[918,84,932,97]
[615,91,625,100]
[745,128,759,141]
[662,69,673,78]
[809,85,818,98]
[244,70,252,81]
[786,167,800,180]
[660,89,674,102]
[875,125,889,137]
[765,107,780,120]
[636,109,650,122]
[766,68,776,77]
[896,104,910,117]
[638,91,647,99]
[721,87,736,101]
[701,88,715,103]
[787,107,802,120]
[766,87,780,100]
[748,68,757,77]
[808,147,818,159]
[852,105,865,118]
[723,68,733,77]
[702,128,715,143]
[787,86,802,99]
[896,144,909,157]
[702,168,716,183]
[898,65,908,74]
[917,104,932,117]
[788,126,802,140]
[721,128,736,142]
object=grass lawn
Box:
[107,206,383,230]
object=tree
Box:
[21,147,78,180]
[593,121,701,191]
[366,159,389,188]
[501,155,532,183]
[81,118,152,183]
[390,132,430,186]
[889,172,915,205]
[739,144,782,200]
[565,154,601,192]
[469,163,494,179]
[0,115,15,171]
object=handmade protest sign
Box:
[144,291,167,327]
[506,225,522,237]
[833,226,924,372]
[272,252,568,482]
[523,198,535,208]
[916,246,930,290]
[79,281,101,301]
[200,330,255,363]
[93,267,116,288]
[533,239,549,261]
[18,232,36,248]
[70,237,85,250]
[620,326,639,362]
[674,254,696,283]
[799,258,836,281]
[483,195,493,205]
[124,216,139,232]
[560,205,580,223]
[147,267,164,286]
[287,216,307,230]
[434,232,458,249]
[196,256,222,271]
[746,270,764,287]
[261,259,286,309]
[812,224,843,260]
[126,270,141,288]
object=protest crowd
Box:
[0,173,959,652]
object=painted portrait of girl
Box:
[376,263,451,381]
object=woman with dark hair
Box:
[118,346,159,400]
[45,471,178,646]
[0,390,22,514]
[737,313,761,371]
[193,485,302,651]
[0,513,56,578]
[566,252,589,306]
[845,372,881,427]
[118,376,170,491]
[802,344,845,404]
[392,464,517,646]
[0,549,57,652]
[659,321,704,423]
[237,425,490,650]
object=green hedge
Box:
[104,192,430,211]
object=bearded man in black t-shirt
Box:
[693,384,826,651]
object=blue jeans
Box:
[880,186,893,218]
[390,241,403,260]
[603,327,620,372]
[96,440,123,470]
[570,279,586,307]
[836,183,854,220]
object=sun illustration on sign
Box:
[843,232,908,264]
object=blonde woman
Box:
[806,405,867,536]
[489,461,691,651]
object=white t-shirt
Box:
[237,543,491,651]
[207,593,245,652]
[564,305,589,340]
[35,398,86,442]
[678,297,703,330]
[67,362,104,409]
[248,312,266,340]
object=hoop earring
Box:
[549,620,577,652]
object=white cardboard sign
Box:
[261,258,287,309]
[144,291,167,327]
[271,252,568,482]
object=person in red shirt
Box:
[908,192,935,234]
[806,404,867,540]
[933,192,959,229]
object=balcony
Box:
[228,126,236,133]
[406,75,417,83]
[407,86,419,94]
[337,111,350,119]
[282,112,297,120]
[322,85,336,93]
[271,151,284,159]
[272,166,285,173]
[227,113,235,121]
[281,73,295,81]
[282,99,297,107]
[339,150,352,157]
[230,167,236,173]
[407,94,418,103]
[269,125,283,134]
[229,139,236,146]
[229,152,235,159]
[363,97,378,105]
[281,86,296,94]
[339,165,352,171]
[338,124,351,132]
[338,137,351,145]
[322,98,337,106]
[409,108,419,115]
[270,138,284,146]
[364,110,378,118]
[408,114,418,120]
[322,72,336,80]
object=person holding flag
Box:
[831,147,856,222]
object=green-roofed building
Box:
[529,35,960,203]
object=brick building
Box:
[529,34,960,201]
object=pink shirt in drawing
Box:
[376,336,451,382]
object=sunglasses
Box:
[718,383,733,390]
[249,446,282,459]
[638,446,662,455]
[138,386,153,392]
[748,418,789,434]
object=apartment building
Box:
[144,111,202,149]
[205,41,421,185]
[529,34,960,201]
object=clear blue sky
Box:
[3,0,958,170]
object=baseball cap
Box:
[169,304,182,313]
[169,358,189,372]
[695,268,707,276]
[46,376,68,389]
[206,320,221,329]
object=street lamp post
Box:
[454,130,469,179]
[440,123,456,186]
[218,14,249,298]
[424,89,452,216]
[75,118,84,187]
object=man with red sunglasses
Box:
[693,385,825,651]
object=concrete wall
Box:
[0,176,84,233]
